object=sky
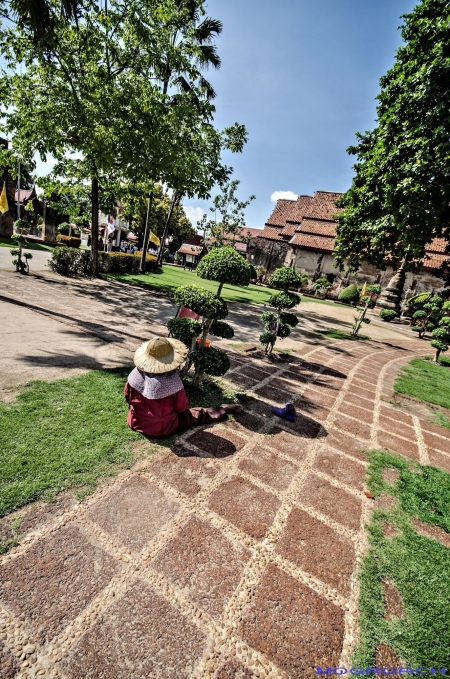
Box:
[183,0,417,231]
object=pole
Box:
[156,191,178,268]
[16,160,20,223]
[139,190,154,274]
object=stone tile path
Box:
[2,336,450,679]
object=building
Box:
[247,190,449,300]
[176,236,208,268]
[204,227,263,258]
[1,138,43,237]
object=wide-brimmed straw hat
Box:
[133,336,189,374]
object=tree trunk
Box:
[139,190,154,274]
[192,370,203,389]
[199,318,212,348]
[180,337,197,377]
[434,349,441,363]
[91,176,99,278]
[156,191,178,268]
[217,282,223,297]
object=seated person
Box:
[124,336,241,437]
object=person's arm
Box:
[124,381,132,404]
[173,387,189,413]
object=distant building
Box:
[177,236,208,268]
[247,189,449,301]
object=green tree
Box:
[259,267,302,354]
[334,0,450,274]
[197,178,255,248]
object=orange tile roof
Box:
[177,244,204,255]
[260,225,285,241]
[265,199,298,228]
[304,191,344,220]
[296,218,337,237]
[289,233,335,252]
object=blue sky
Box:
[184,0,417,231]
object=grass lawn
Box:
[0,367,244,543]
[394,357,450,410]
[106,265,337,307]
[355,449,450,669]
[317,328,370,341]
[0,235,53,252]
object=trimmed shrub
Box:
[379,309,398,322]
[196,246,251,288]
[407,291,432,308]
[338,283,359,303]
[192,346,231,377]
[174,285,228,320]
[167,317,202,347]
[268,291,300,310]
[210,320,234,339]
[268,266,304,290]
[259,329,276,347]
[97,251,157,274]
[56,234,81,249]
[280,312,299,328]
[48,247,92,276]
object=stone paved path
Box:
[2,334,450,679]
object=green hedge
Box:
[56,235,81,249]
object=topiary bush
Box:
[260,266,302,354]
[196,246,251,294]
[173,285,228,320]
[407,291,432,309]
[192,346,231,378]
[10,233,32,274]
[98,251,157,274]
[410,295,445,339]
[48,246,92,276]
[167,317,202,347]
[56,234,81,248]
[379,309,398,322]
[210,320,234,339]
[338,283,359,303]
[313,277,331,296]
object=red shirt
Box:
[124,382,189,437]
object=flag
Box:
[361,282,367,297]
[149,231,160,246]
[0,183,8,214]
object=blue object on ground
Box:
[272,402,296,421]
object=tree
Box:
[351,297,371,337]
[411,295,448,338]
[259,267,302,354]
[119,184,195,252]
[334,0,450,274]
[197,178,255,248]
[313,277,331,296]
[169,245,251,386]
[10,232,32,273]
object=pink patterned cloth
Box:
[127,367,184,400]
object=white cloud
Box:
[270,190,298,202]
[184,205,206,228]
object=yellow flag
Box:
[149,231,160,246]
[0,183,8,214]
[361,282,367,297]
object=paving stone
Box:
[224,409,264,435]
[301,387,338,409]
[245,396,273,419]
[420,418,450,438]
[299,473,362,531]
[152,517,250,617]
[314,448,366,490]
[325,428,369,462]
[428,449,450,473]
[344,391,375,409]
[422,430,450,454]
[337,401,374,421]
[383,579,404,619]
[294,398,330,423]
[240,563,344,678]
[214,659,257,678]
[377,430,420,461]
[381,521,400,538]
[86,475,180,553]
[0,640,20,679]
[411,516,450,549]
[227,373,260,389]
[382,468,400,485]
[283,412,323,439]
[334,413,372,440]
[375,643,403,668]
[238,447,298,491]
[15,493,76,536]
[0,524,118,643]
[239,364,275,381]
[271,375,308,392]
[61,578,206,679]
[380,405,414,426]
[149,453,221,497]
[265,425,312,461]
[186,428,246,458]
[374,494,398,511]
[276,507,355,594]
[378,415,416,441]
[254,383,290,402]
[208,476,281,539]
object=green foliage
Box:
[167,317,201,347]
[279,312,299,328]
[261,311,277,326]
[99,251,156,274]
[192,346,230,377]
[354,449,450,669]
[366,284,381,295]
[23,252,32,260]
[210,320,234,339]
[313,277,331,293]
[56,234,81,248]
[379,309,398,322]
[276,322,291,339]
[173,285,228,320]
[334,0,450,272]
[259,330,276,347]
[338,283,359,302]
[268,266,304,290]
[48,246,92,276]
[268,291,300,310]
[198,179,255,248]
[196,246,251,288]
[395,357,450,408]
[407,291,432,308]
[13,219,29,232]
[57,222,72,235]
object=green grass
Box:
[317,328,370,341]
[354,449,450,669]
[0,367,244,524]
[0,235,54,252]
[105,266,337,306]
[394,357,450,410]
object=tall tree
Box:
[334,0,450,274]
[198,178,255,248]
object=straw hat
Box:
[133,336,189,374]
